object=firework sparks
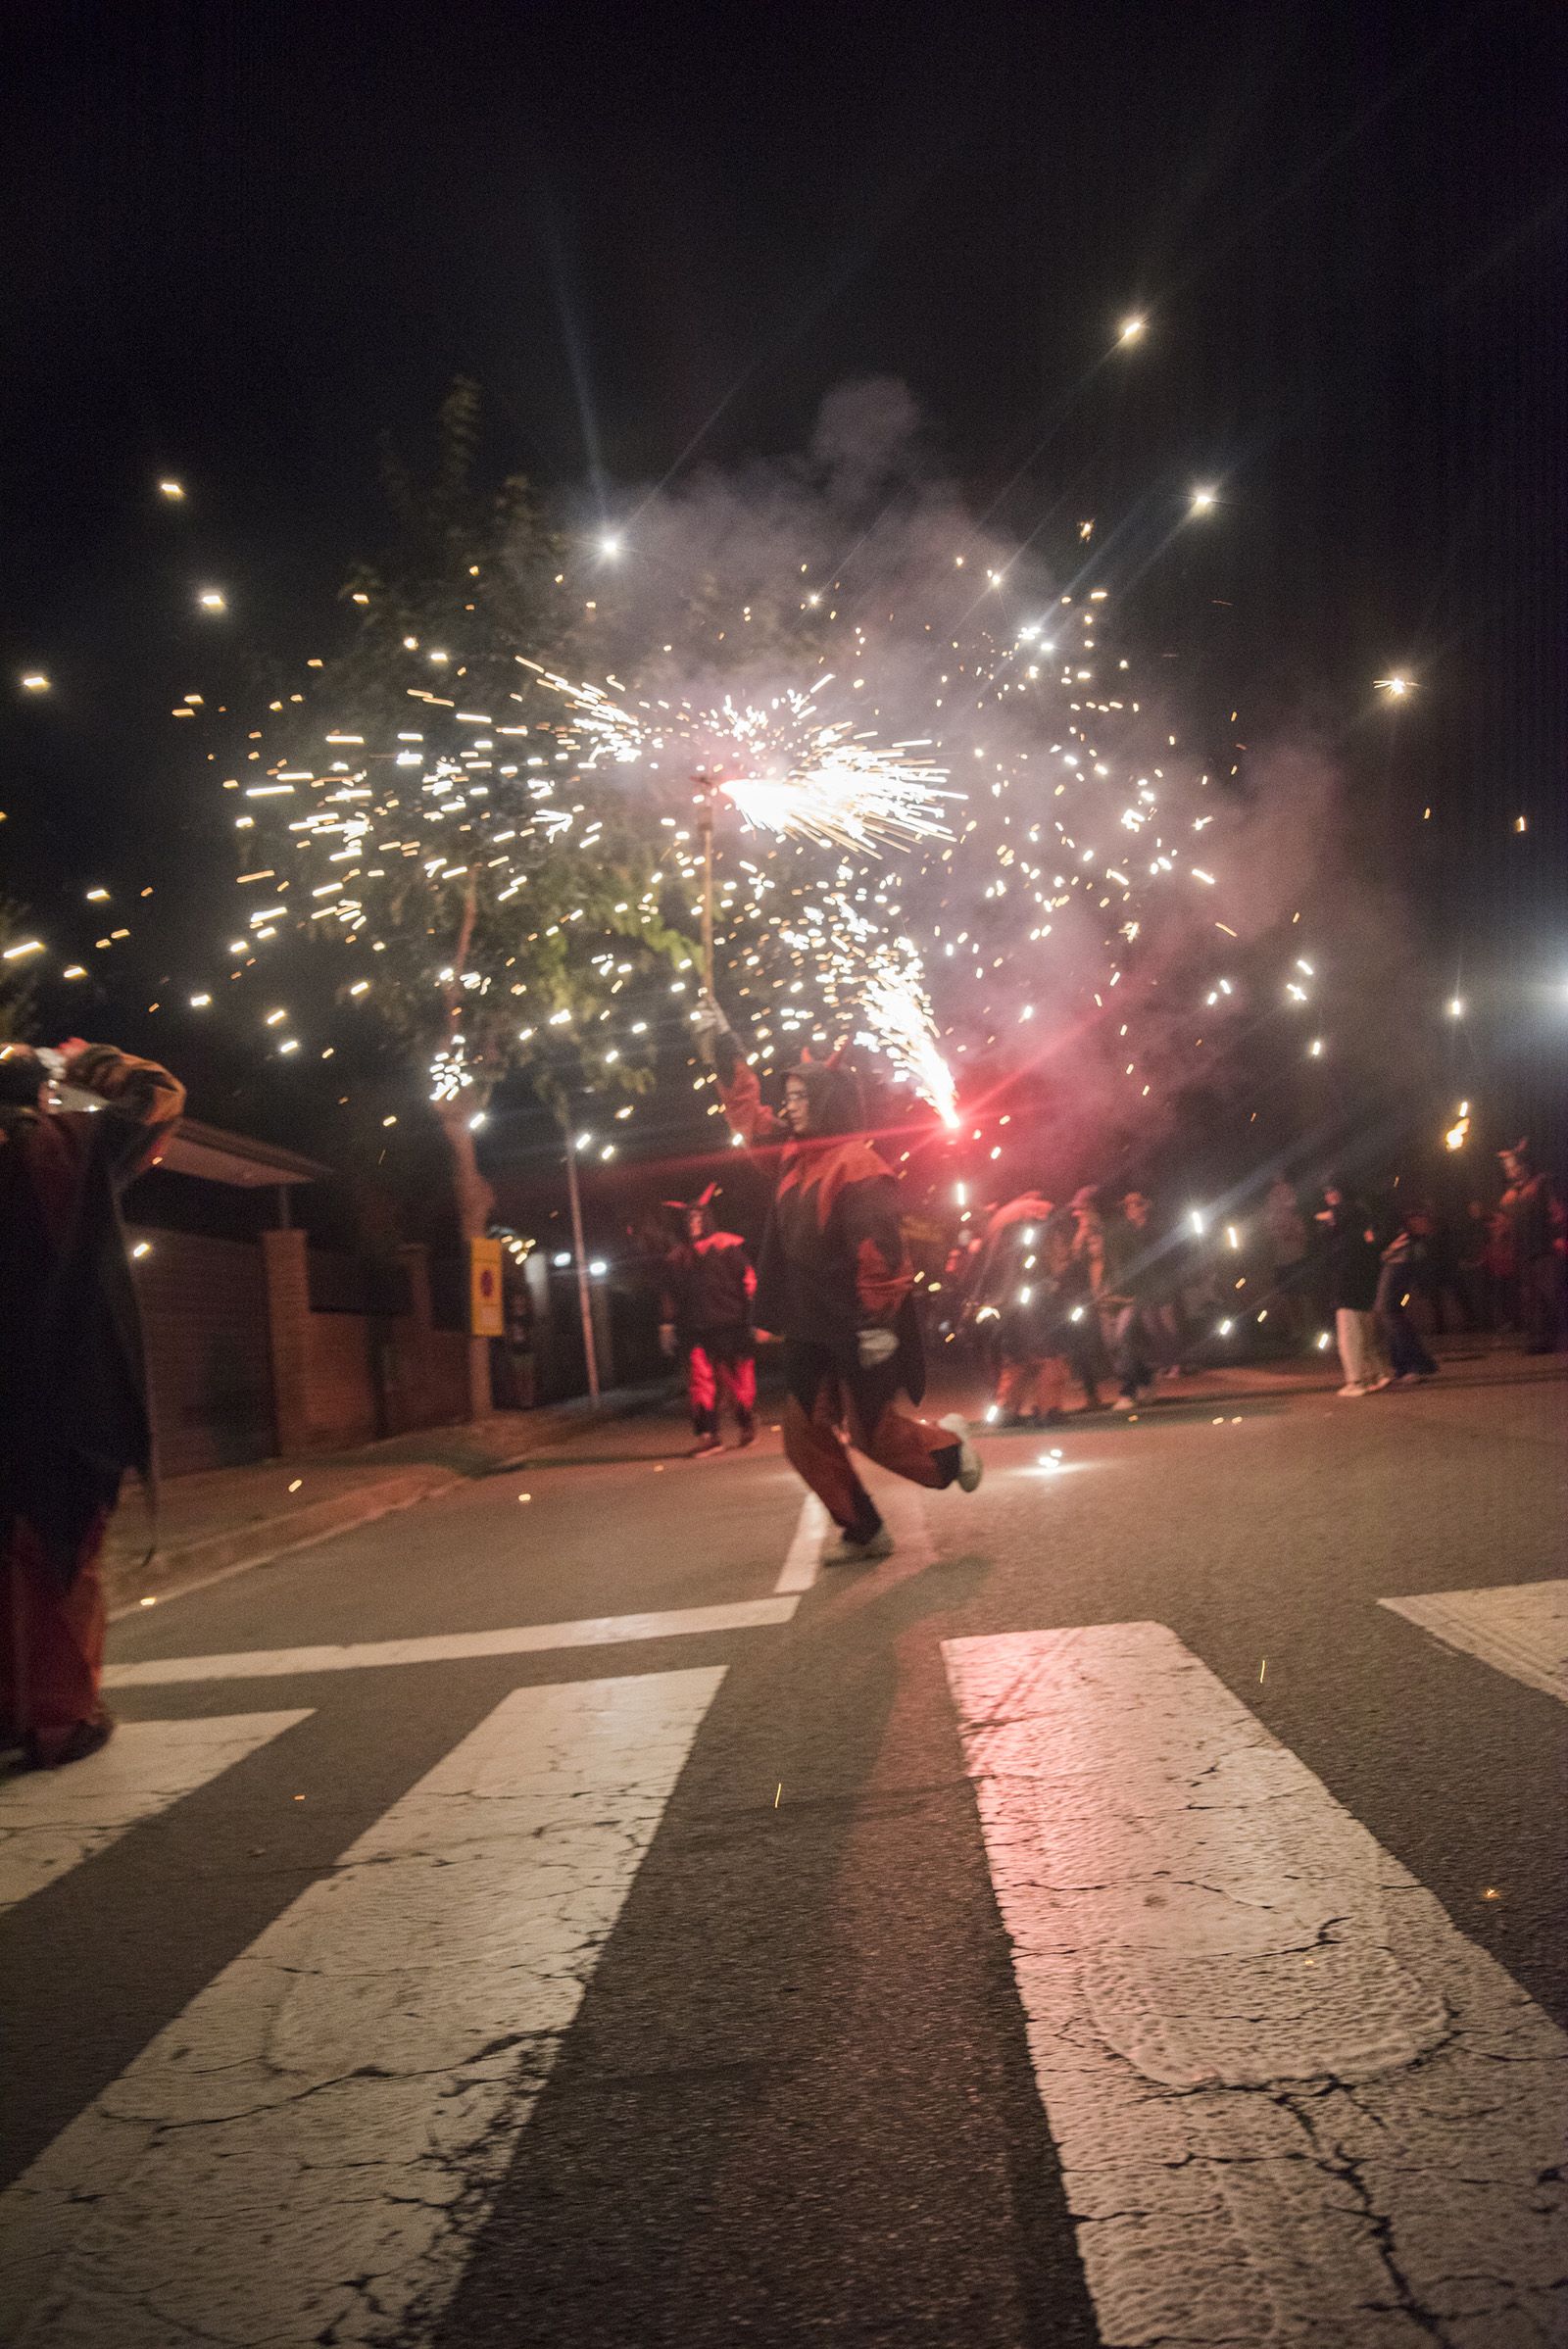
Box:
[525,663,957,855]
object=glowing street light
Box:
[19,672,50,692]
[1189,486,1218,516]
[1118,315,1147,346]
[599,534,623,560]
[159,479,185,501]
[197,588,226,612]
[1375,673,1413,698]
[1447,997,1465,1020]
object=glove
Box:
[692,995,729,1066]
[857,1326,899,1369]
[659,1322,678,1359]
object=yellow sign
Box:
[468,1237,505,1338]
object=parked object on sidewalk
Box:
[1,1040,184,1767]
[702,995,980,1558]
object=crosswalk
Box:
[3,1576,1564,2346]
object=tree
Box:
[216,384,693,1409]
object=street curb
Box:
[105,1467,458,1621]
[104,1383,684,1623]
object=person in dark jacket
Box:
[1377,1221,1440,1384]
[1,1039,185,1766]
[700,1001,980,1566]
[659,1186,758,1455]
[1497,1141,1567,1353]
[1315,1179,1392,1396]
[971,1193,1070,1425]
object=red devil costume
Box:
[1,1041,185,1767]
[710,1020,978,1558]
[660,1186,758,1453]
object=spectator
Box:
[1108,1191,1181,1409]
[971,1194,1070,1426]
[659,1187,758,1456]
[1,1040,185,1768]
[1316,1178,1392,1396]
[1263,1175,1311,1345]
[1497,1141,1567,1354]
[1377,1219,1440,1384]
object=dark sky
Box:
[2,0,1565,1142]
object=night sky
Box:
[3,0,1565,1203]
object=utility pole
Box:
[563,1117,600,1405]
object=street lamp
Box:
[1189,486,1218,516]
[1117,315,1147,346]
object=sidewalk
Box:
[104,1384,679,1618]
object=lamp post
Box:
[562,1118,600,1405]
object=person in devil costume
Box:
[659,1185,758,1455]
[696,999,980,1565]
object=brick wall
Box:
[128,1228,275,1477]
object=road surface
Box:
[3,1350,1565,2347]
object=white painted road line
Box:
[2,1668,725,2349]
[773,1493,829,1591]
[943,1622,1568,2347]
[104,1595,798,1687]
[1380,1578,1568,1707]
[0,1713,311,1919]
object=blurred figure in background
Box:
[1497,1141,1566,1354]
[1378,1215,1441,1385]
[659,1186,757,1456]
[1317,1177,1392,1397]
[1264,1175,1311,1346]
[972,1193,1070,1426]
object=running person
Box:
[698,1002,980,1565]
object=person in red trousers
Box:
[1,1039,184,1768]
[697,999,980,1566]
[660,1186,758,1455]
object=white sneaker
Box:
[1337,1383,1368,1397]
[821,1527,895,1567]
[1112,1394,1136,1411]
[939,1413,984,1492]
[1366,1375,1394,1393]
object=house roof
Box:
[155,1117,330,1190]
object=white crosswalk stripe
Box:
[103,1596,796,1687]
[943,1621,1568,2347]
[1380,1577,1568,1706]
[1,1669,725,2349]
[0,1712,311,1918]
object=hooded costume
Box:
[717,1041,963,1547]
[1,1041,185,1765]
[659,1185,757,1444]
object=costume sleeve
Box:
[717,1057,784,1146]
[63,1042,185,1180]
[840,1170,914,1326]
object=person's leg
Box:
[1,1514,112,1767]
[781,1355,882,1542]
[1360,1310,1392,1385]
[687,1346,717,1440]
[1038,1355,1068,1419]
[729,1349,757,1440]
[843,1366,962,1493]
[995,1357,1027,1421]
[1336,1306,1366,1388]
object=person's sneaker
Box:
[1366,1375,1394,1393]
[1395,1371,1422,1385]
[736,1419,758,1447]
[938,1413,984,1492]
[1041,1407,1067,1427]
[1337,1383,1368,1397]
[821,1526,895,1567]
[1112,1394,1136,1412]
[689,1434,724,1457]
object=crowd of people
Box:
[947,1141,1566,1420]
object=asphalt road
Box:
[2,1346,1565,2348]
